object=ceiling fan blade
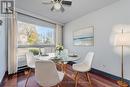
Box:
[59,0,64,3]
[62,0,72,6]
[51,6,55,11]
[60,6,65,12]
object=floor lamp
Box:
[114,30,130,87]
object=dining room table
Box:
[35,53,80,73]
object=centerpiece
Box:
[55,44,64,58]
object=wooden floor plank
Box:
[2,64,120,87]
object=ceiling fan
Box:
[42,0,72,12]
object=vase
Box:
[56,50,62,58]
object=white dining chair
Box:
[48,53,56,57]
[25,52,36,87]
[72,52,94,87]
[40,48,46,55]
[35,60,64,87]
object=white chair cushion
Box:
[72,52,94,72]
[57,71,64,81]
[28,63,35,68]
[72,63,91,72]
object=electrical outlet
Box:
[102,65,106,68]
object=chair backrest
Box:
[40,48,46,55]
[48,53,56,58]
[35,60,60,87]
[26,52,35,68]
[83,52,94,68]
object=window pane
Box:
[17,21,55,46]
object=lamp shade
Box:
[114,33,130,46]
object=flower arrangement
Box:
[55,44,64,58]
[56,44,64,52]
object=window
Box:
[16,13,62,69]
[17,21,55,46]
[17,21,56,68]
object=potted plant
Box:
[29,48,40,55]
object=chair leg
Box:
[74,72,79,80]
[61,62,67,73]
[63,64,67,73]
[61,62,64,72]
[57,83,61,87]
[86,72,92,87]
[84,73,88,81]
[25,68,31,87]
[74,72,79,87]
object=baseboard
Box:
[0,71,8,87]
[91,68,130,85]
[67,62,130,85]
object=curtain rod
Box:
[16,11,56,25]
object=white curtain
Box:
[7,11,17,74]
[56,24,63,45]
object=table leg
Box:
[61,62,67,74]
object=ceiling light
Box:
[54,3,61,10]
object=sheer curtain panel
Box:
[7,11,17,74]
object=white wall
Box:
[64,0,130,80]
[0,16,7,83]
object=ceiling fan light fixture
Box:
[42,0,72,12]
[54,2,61,10]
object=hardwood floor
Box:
[2,64,120,87]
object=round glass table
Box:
[36,53,80,62]
[36,53,80,73]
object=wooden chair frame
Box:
[74,72,92,87]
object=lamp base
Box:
[117,80,128,87]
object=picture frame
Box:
[73,26,94,46]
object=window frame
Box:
[17,21,56,48]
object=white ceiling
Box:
[15,0,119,24]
